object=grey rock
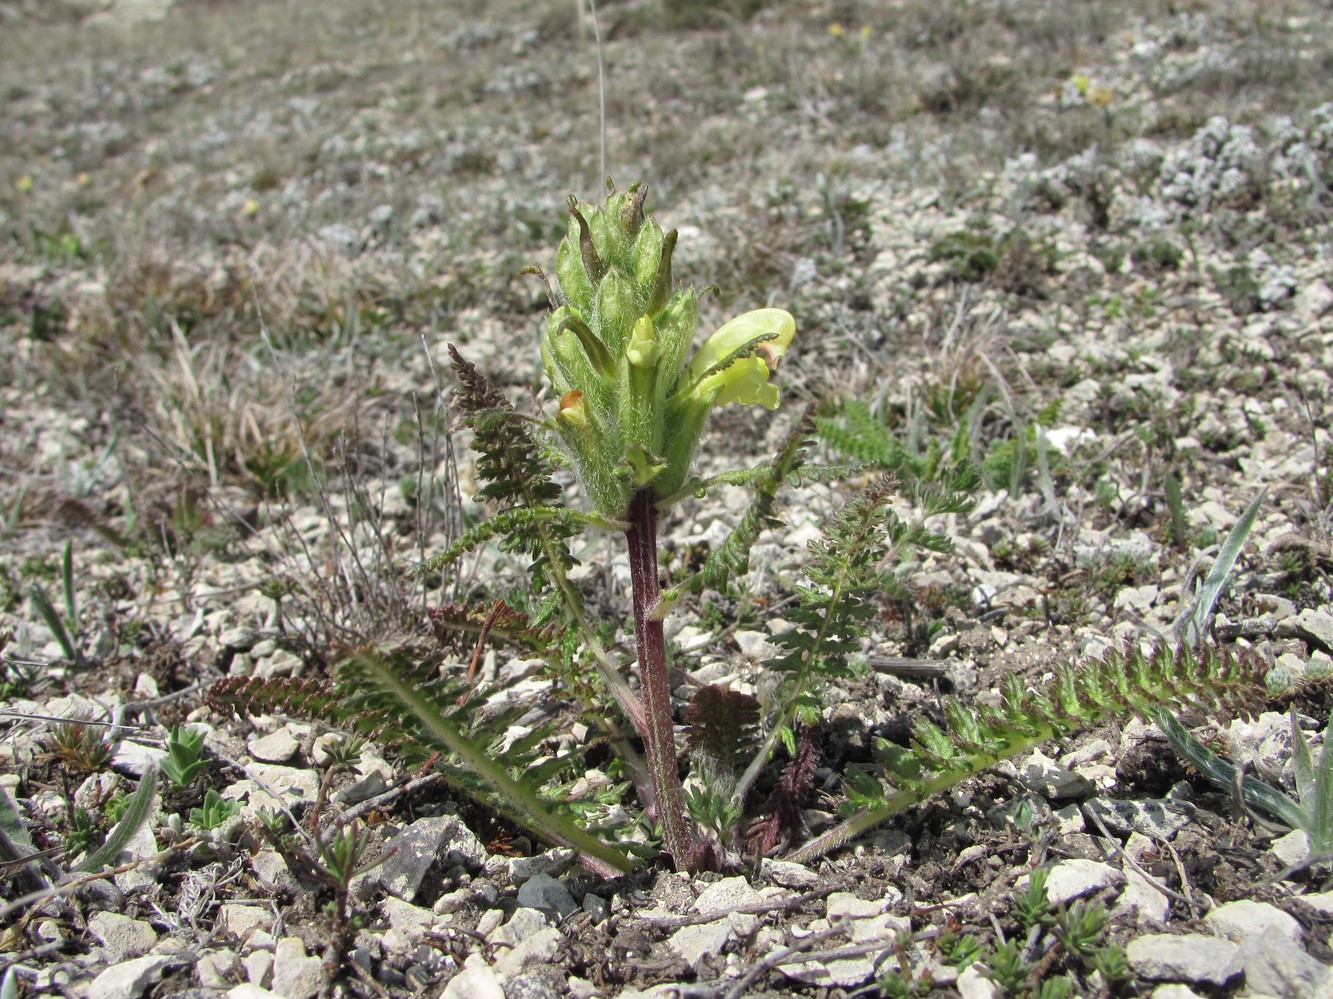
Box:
[248,729,300,763]
[86,910,158,962]
[1232,927,1328,996]
[489,907,548,947]
[1127,933,1244,986]
[1083,796,1192,838]
[504,974,563,999]
[1115,868,1170,923]
[111,740,167,776]
[762,859,821,889]
[507,848,573,883]
[1294,608,1333,649]
[494,926,561,979]
[87,955,171,999]
[1205,899,1302,943]
[380,897,436,941]
[317,223,362,258]
[1018,748,1094,800]
[272,936,326,999]
[1148,987,1204,999]
[196,950,241,989]
[957,963,998,999]
[225,986,279,999]
[251,849,299,894]
[694,875,766,935]
[1045,859,1125,905]
[362,815,488,901]
[516,872,577,920]
[442,960,506,999]
[669,920,732,971]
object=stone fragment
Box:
[251,849,299,893]
[196,950,241,988]
[272,937,326,999]
[248,729,300,763]
[1294,608,1333,650]
[1083,797,1192,838]
[694,876,766,936]
[359,815,488,902]
[488,907,548,947]
[1115,868,1170,923]
[220,903,273,941]
[504,974,563,999]
[243,948,273,988]
[1205,899,1302,943]
[86,910,158,962]
[226,987,279,999]
[762,859,821,889]
[668,920,733,971]
[516,873,577,920]
[1232,927,1329,996]
[1018,748,1094,800]
[507,848,574,883]
[1045,859,1125,906]
[380,896,437,941]
[1127,933,1243,987]
[87,955,170,999]
[443,958,506,999]
[494,927,561,979]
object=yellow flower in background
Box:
[243,198,260,217]
[828,22,844,37]
[15,175,33,194]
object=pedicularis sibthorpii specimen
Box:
[210,184,1274,876]
[538,183,794,867]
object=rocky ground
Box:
[2,0,1333,996]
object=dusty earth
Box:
[2,0,1333,996]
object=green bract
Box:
[542,184,795,520]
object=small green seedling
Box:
[161,725,209,788]
[189,788,241,832]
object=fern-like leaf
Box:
[788,642,1268,864]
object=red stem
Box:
[625,488,695,867]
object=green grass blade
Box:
[28,583,78,662]
[76,765,157,873]
[1177,487,1266,647]
[1155,710,1308,832]
[1292,709,1316,809]
[61,539,77,628]
[1314,709,1333,853]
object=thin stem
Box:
[626,488,696,867]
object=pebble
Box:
[1127,933,1244,987]
[443,959,506,999]
[1044,859,1125,905]
[515,873,578,920]
[272,937,326,999]
[356,814,488,902]
[86,911,158,963]
[87,955,171,999]
[248,729,300,763]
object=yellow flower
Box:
[685,308,796,410]
[828,22,844,36]
[15,175,33,194]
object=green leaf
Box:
[77,766,156,873]
[1177,487,1266,647]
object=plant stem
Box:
[626,488,696,867]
